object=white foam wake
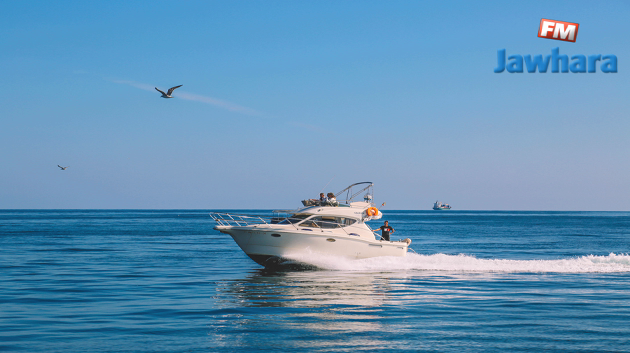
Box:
[284,252,630,273]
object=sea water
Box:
[1,210,629,352]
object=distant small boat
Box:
[433,201,451,210]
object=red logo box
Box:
[538,19,579,42]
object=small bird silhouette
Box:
[155,85,182,98]
[58,165,69,170]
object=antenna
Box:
[319,176,335,194]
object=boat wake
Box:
[282,252,630,273]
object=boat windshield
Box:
[278,214,311,225]
[298,216,357,229]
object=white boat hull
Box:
[216,226,408,267]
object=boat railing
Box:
[210,212,273,228]
[210,212,367,236]
[300,182,375,207]
[335,182,374,203]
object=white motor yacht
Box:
[211,182,411,268]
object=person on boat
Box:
[326,192,338,206]
[373,220,394,241]
[319,193,328,206]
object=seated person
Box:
[319,193,328,206]
[326,192,338,206]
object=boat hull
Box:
[216,226,408,268]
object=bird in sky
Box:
[58,165,69,170]
[155,85,182,98]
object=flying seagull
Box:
[58,165,69,170]
[155,85,182,98]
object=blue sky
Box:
[1,1,629,210]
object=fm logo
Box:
[538,19,579,42]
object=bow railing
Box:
[210,213,272,227]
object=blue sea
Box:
[1,210,629,352]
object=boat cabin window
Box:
[298,216,339,229]
[297,216,358,228]
[299,218,319,228]
[278,214,311,225]
[319,216,341,229]
[341,218,357,227]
